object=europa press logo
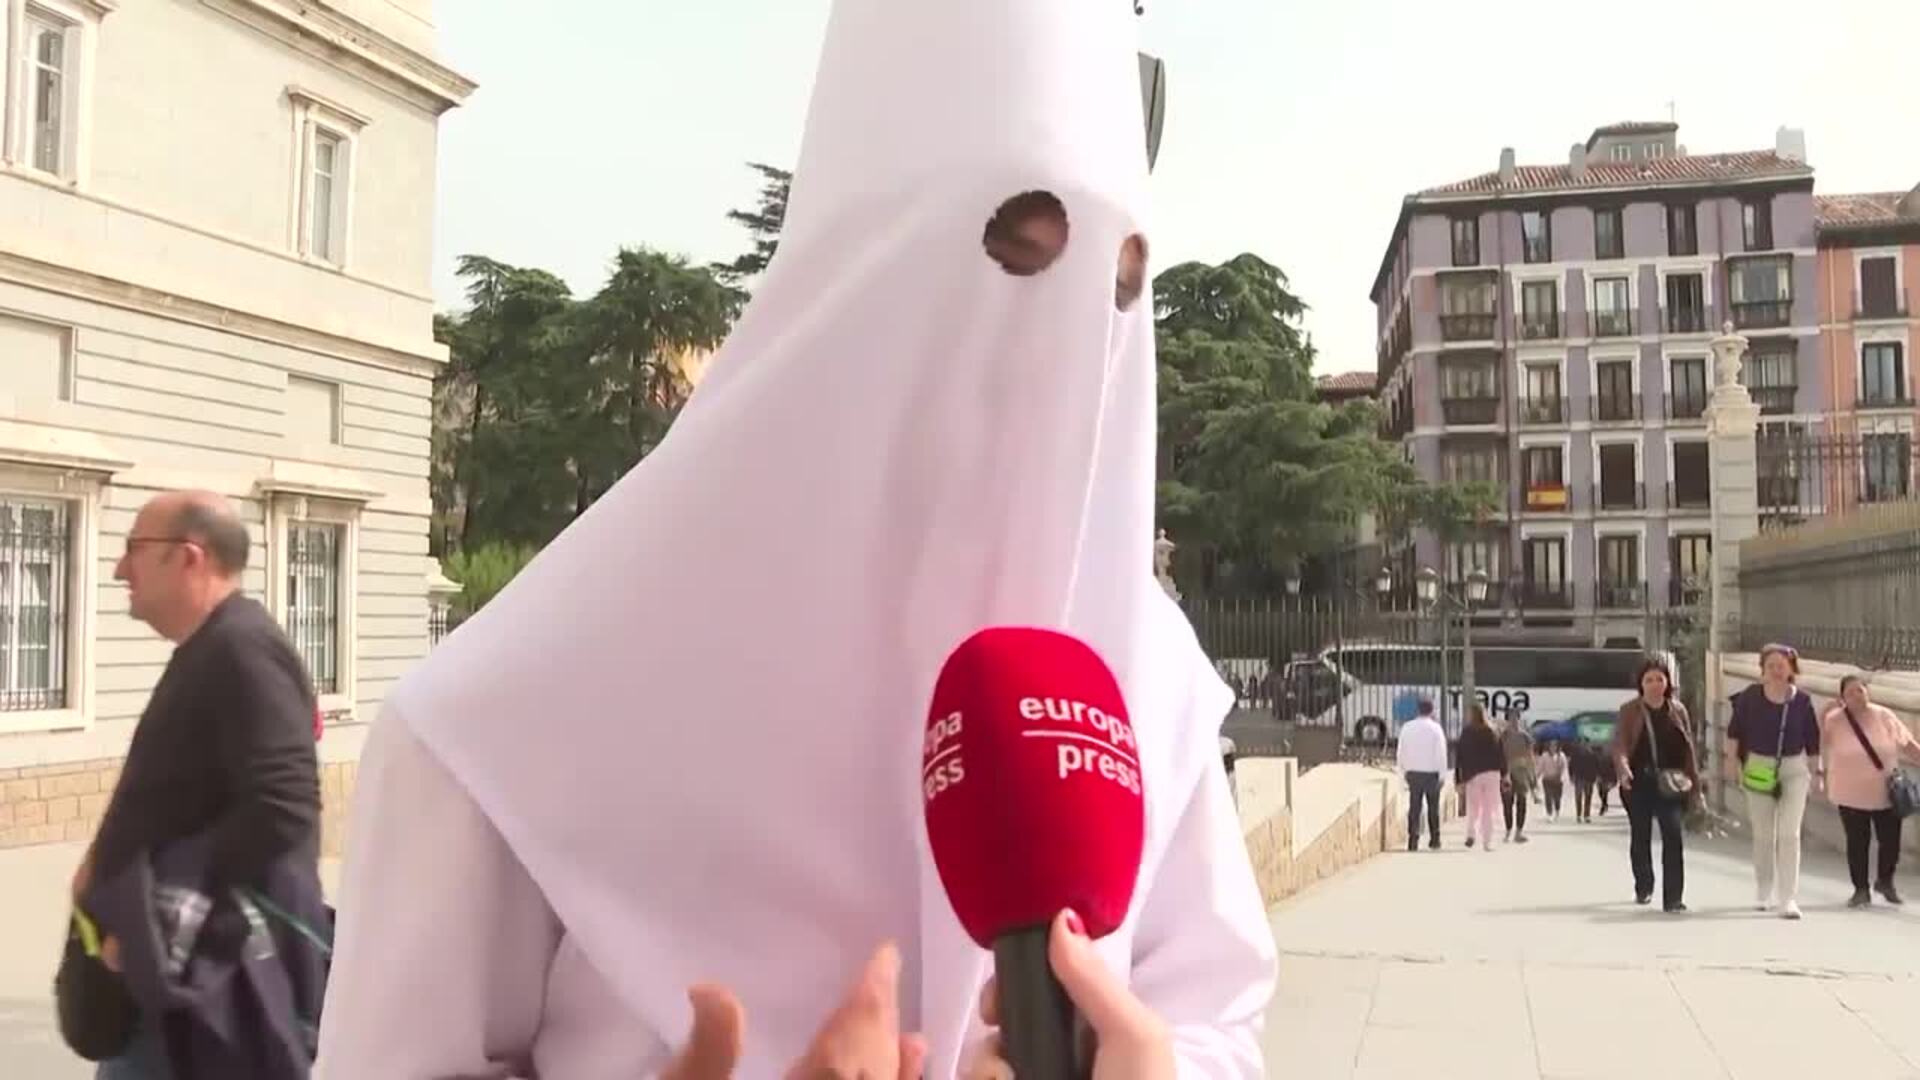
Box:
[921,628,1148,944]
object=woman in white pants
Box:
[1725,644,1823,919]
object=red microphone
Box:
[923,627,1145,1080]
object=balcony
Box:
[1518,397,1567,426]
[1596,582,1647,609]
[1440,313,1497,342]
[1519,313,1560,340]
[1440,395,1499,425]
[1523,485,1570,513]
[1731,300,1792,330]
[1666,392,1707,421]
[1857,391,1915,411]
[1518,582,1574,609]
[1668,577,1706,609]
[1667,482,1711,511]
[1751,386,1796,415]
[1589,393,1642,423]
[1665,307,1708,334]
[1594,481,1646,512]
[1591,309,1636,338]
[1856,293,1911,321]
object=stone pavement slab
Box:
[1264,811,1920,1079]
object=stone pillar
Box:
[1704,322,1761,809]
[1705,322,1762,647]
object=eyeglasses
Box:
[122,535,196,557]
[1761,643,1799,658]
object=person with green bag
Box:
[1726,644,1822,920]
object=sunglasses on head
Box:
[1762,643,1798,658]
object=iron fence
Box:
[1757,431,1918,526]
[1734,623,1920,671]
[1184,594,1707,757]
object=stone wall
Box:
[0,756,359,858]
[1236,757,1453,907]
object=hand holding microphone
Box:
[962,909,1175,1080]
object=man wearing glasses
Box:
[71,490,323,1079]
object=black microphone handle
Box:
[992,926,1095,1080]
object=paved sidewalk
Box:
[1263,811,1920,1079]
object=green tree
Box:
[1154,254,1493,593]
[432,249,742,566]
[713,162,792,284]
[564,248,745,512]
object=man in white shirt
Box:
[1397,698,1450,851]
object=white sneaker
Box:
[1781,902,1803,920]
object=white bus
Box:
[1281,643,1679,745]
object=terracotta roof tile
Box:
[1419,149,1808,199]
[1316,371,1377,393]
[1815,192,1913,228]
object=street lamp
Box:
[1417,566,1487,735]
[1284,566,1302,596]
[1374,565,1393,598]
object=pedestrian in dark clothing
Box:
[1613,655,1699,914]
[1567,741,1601,822]
[72,492,323,1080]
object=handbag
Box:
[53,908,137,1062]
[1740,697,1792,797]
[1642,704,1694,800]
[1842,706,1920,819]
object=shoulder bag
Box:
[1842,706,1920,819]
[53,908,137,1062]
[1740,695,1792,797]
[1643,704,1694,800]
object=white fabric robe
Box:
[316,0,1275,1075]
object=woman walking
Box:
[1456,705,1506,851]
[1727,644,1821,920]
[1613,656,1697,913]
[1568,740,1600,823]
[1539,742,1568,821]
[1821,676,1920,907]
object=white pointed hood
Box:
[400,0,1231,1075]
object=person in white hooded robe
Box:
[313,0,1277,1077]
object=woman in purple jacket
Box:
[1726,644,1822,920]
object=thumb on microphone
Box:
[662,983,746,1080]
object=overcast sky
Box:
[431,0,1920,375]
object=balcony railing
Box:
[1596,582,1646,609]
[1668,577,1706,609]
[1440,395,1499,425]
[1591,309,1636,337]
[1667,481,1711,511]
[1857,391,1915,410]
[1589,393,1642,423]
[1666,392,1707,420]
[1518,582,1574,609]
[1523,485,1570,512]
[1731,299,1792,330]
[1440,313,1497,341]
[1751,386,1796,415]
[1518,396,1566,425]
[1856,293,1911,321]
[1665,307,1708,334]
[1519,313,1560,340]
[1594,481,1646,511]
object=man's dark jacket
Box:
[86,831,332,1079]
